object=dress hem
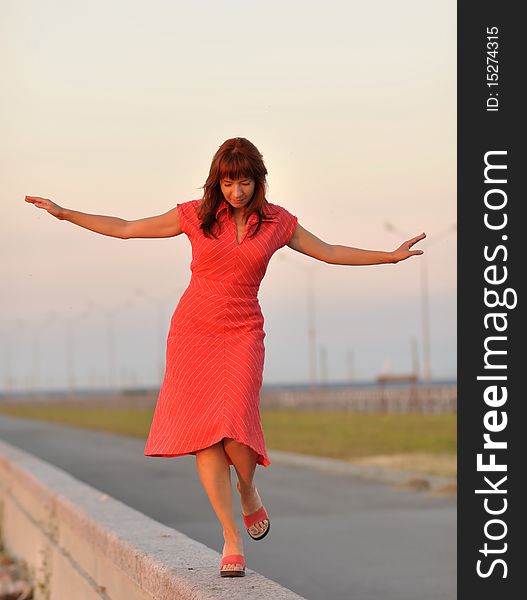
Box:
[143,435,271,467]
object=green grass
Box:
[0,403,456,463]
[261,409,456,460]
[0,404,153,438]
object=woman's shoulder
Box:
[177,198,201,206]
[264,201,296,219]
[176,199,203,232]
[177,199,203,214]
[264,202,298,247]
[184,198,203,207]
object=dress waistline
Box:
[188,274,259,299]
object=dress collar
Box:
[215,198,230,218]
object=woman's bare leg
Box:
[222,438,269,537]
[195,440,244,572]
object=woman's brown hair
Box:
[198,137,278,239]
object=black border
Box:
[458,2,523,596]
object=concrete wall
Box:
[0,440,306,600]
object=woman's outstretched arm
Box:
[287,223,426,265]
[24,196,183,239]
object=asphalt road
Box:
[0,415,456,600]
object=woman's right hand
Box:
[25,196,65,220]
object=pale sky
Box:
[1,0,456,391]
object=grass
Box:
[350,453,457,479]
[0,404,456,477]
[262,409,456,478]
[0,404,153,438]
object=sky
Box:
[1,0,456,392]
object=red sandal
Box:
[236,481,271,541]
[220,554,246,577]
[243,505,270,541]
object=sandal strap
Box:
[243,505,269,529]
[221,554,245,566]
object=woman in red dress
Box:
[25,137,425,577]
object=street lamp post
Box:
[12,318,32,394]
[347,349,354,383]
[420,256,431,383]
[277,254,323,388]
[91,299,134,393]
[384,222,456,384]
[135,288,173,387]
[32,310,60,399]
[307,266,318,388]
[0,328,14,397]
[63,302,104,397]
[64,315,76,397]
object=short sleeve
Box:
[176,200,197,237]
[280,207,298,247]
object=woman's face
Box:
[220,177,255,211]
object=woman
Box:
[25,137,426,577]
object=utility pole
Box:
[384,222,455,384]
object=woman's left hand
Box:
[391,232,427,263]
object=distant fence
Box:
[1,384,457,414]
[260,385,457,414]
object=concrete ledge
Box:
[0,440,306,600]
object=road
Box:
[0,415,456,600]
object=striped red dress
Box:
[143,198,298,467]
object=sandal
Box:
[220,554,246,577]
[236,481,271,541]
[243,505,270,540]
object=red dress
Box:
[143,198,298,467]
